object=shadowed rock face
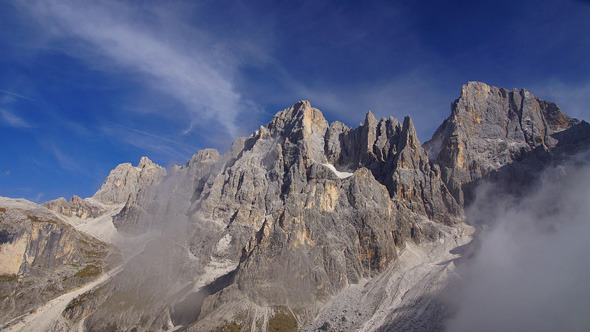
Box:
[424,81,590,204]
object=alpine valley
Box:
[1,82,589,331]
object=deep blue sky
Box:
[1,0,589,203]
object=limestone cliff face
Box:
[111,149,221,233]
[87,100,462,331]
[93,156,167,205]
[42,157,166,225]
[424,81,590,204]
[31,83,589,332]
[0,197,116,324]
[43,195,106,219]
[325,111,462,224]
[185,101,458,283]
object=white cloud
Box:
[20,0,256,138]
[446,157,590,331]
[0,108,32,128]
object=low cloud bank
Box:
[446,155,590,332]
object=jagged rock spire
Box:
[266,100,328,139]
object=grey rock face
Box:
[324,111,462,224]
[90,100,462,331]
[112,149,222,234]
[10,82,586,332]
[93,156,166,205]
[43,195,106,219]
[424,81,590,204]
[0,197,117,325]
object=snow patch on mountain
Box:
[322,163,354,179]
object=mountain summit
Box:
[425,81,588,204]
[1,82,588,332]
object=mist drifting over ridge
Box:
[446,152,590,332]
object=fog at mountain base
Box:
[446,154,590,332]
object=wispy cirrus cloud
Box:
[18,0,258,139]
[45,141,83,174]
[0,90,36,128]
[100,121,195,162]
[0,89,41,103]
[0,108,32,128]
[105,121,183,145]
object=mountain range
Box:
[1,81,588,331]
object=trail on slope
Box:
[3,265,124,332]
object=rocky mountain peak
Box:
[400,116,419,150]
[459,81,491,98]
[266,100,328,140]
[5,82,588,332]
[187,148,220,168]
[70,195,83,204]
[360,111,379,155]
[138,156,157,169]
[92,157,166,205]
[453,82,577,140]
[364,110,378,126]
[425,81,590,205]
